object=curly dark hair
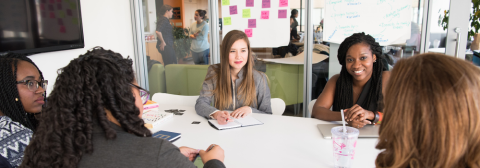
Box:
[20,47,152,168]
[0,53,43,131]
[332,32,384,112]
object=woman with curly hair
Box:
[312,32,390,128]
[0,53,46,167]
[376,53,480,168]
[195,30,272,125]
[20,47,226,168]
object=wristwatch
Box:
[368,111,380,124]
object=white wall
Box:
[28,0,135,95]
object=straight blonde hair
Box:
[210,30,256,110]
[376,53,480,168]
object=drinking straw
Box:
[340,109,347,134]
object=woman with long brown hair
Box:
[376,53,480,168]
[196,30,272,125]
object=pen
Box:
[207,144,216,151]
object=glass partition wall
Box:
[132,0,470,118]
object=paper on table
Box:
[209,119,242,130]
[208,115,263,130]
[234,115,263,126]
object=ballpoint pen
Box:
[207,144,216,152]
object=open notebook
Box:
[208,115,263,130]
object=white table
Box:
[152,105,380,168]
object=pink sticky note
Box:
[262,0,270,8]
[49,12,55,18]
[67,9,72,16]
[60,25,66,33]
[229,5,237,15]
[57,0,61,2]
[248,19,256,28]
[40,4,45,10]
[48,4,54,11]
[261,11,269,19]
[278,9,287,18]
[57,3,62,10]
[279,0,288,7]
[49,0,54,3]
[246,0,254,7]
[245,29,252,37]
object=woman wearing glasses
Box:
[21,47,226,168]
[0,53,46,167]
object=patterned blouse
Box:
[0,116,33,167]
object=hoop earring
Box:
[15,98,18,101]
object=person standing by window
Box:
[189,9,210,65]
[290,9,300,42]
[156,5,177,66]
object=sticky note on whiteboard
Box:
[248,19,256,28]
[243,9,251,18]
[222,0,230,6]
[279,0,288,7]
[262,0,271,8]
[230,5,237,15]
[245,29,253,37]
[278,9,287,18]
[261,11,269,19]
[246,0,254,7]
[224,17,232,25]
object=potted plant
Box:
[172,26,192,60]
[440,0,480,49]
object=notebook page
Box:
[235,115,263,126]
[208,119,242,130]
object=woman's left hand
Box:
[344,104,374,122]
[231,106,252,118]
[179,146,199,161]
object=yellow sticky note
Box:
[222,0,230,6]
[242,9,251,18]
[224,17,232,25]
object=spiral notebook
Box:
[208,115,263,130]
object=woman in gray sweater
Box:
[20,47,226,168]
[195,30,272,125]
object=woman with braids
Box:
[196,30,272,125]
[312,32,390,128]
[376,53,480,168]
[0,53,46,167]
[20,47,226,168]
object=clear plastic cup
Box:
[331,126,359,168]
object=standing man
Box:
[156,5,177,65]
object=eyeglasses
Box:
[16,80,48,92]
[130,84,150,105]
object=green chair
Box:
[165,64,210,95]
[148,64,166,94]
[264,63,304,106]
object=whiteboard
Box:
[221,0,290,48]
[323,0,412,45]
